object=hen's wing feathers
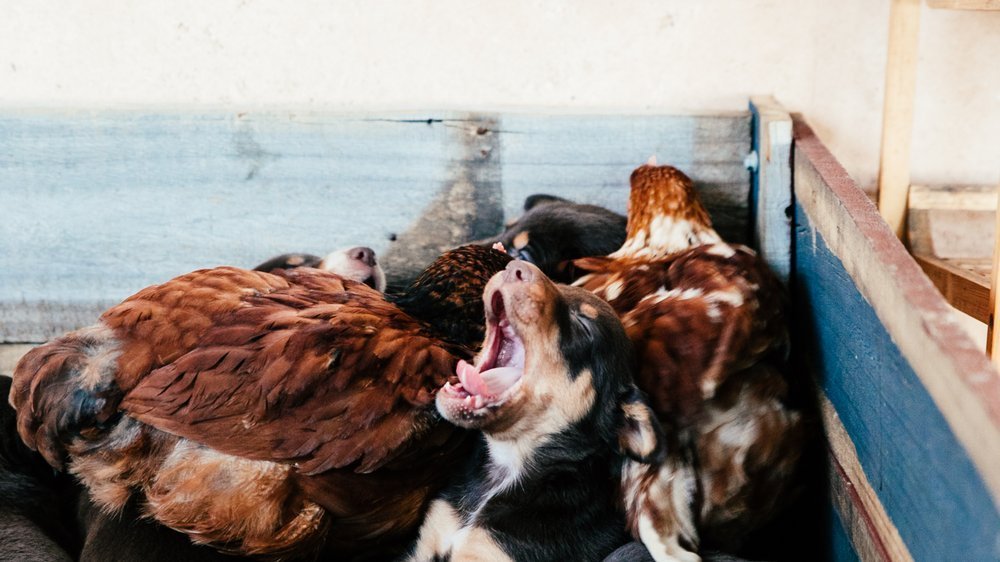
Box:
[579,245,787,420]
[116,267,461,475]
[100,267,297,392]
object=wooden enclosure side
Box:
[792,117,1000,561]
[0,111,750,343]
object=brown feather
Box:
[11,247,509,558]
[574,163,803,552]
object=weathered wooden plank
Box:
[793,117,1000,559]
[822,395,912,562]
[829,506,863,562]
[914,254,990,323]
[0,111,751,342]
[0,345,34,377]
[749,96,792,284]
[990,196,1000,359]
[795,201,1000,560]
[499,113,751,244]
[908,183,997,212]
[908,184,996,327]
[907,184,996,259]
[0,111,505,341]
[876,0,921,239]
[927,0,1000,9]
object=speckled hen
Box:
[574,163,804,561]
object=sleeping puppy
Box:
[253,246,387,291]
[409,260,661,561]
[491,195,626,283]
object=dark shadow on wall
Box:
[380,115,504,292]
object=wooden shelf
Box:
[927,0,1000,10]
[914,254,991,322]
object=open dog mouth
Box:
[440,290,525,415]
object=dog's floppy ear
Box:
[523,194,571,211]
[618,386,665,464]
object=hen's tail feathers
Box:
[9,324,123,470]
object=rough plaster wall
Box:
[0,0,997,190]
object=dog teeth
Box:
[473,395,484,409]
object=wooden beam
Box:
[794,117,1000,518]
[914,254,990,323]
[796,185,1000,558]
[0,344,34,378]
[989,200,1000,359]
[908,184,997,259]
[877,0,922,239]
[0,111,752,342]
[749,96,793,285]
[822,395,913,562]
[927,0,1000,9]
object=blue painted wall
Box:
[794,202,1000,561]
[0,111,749,341]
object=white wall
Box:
[1,0,997,191]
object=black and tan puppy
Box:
[491,195,626,283]
[409,261,659,561]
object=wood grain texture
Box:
[0,111,751,342]
[0,345,33,377]
[795,200,1000,560]
[915,255,991,323]
[908,184,996,328]
[793,117,1000,559]
[749,96,792,284]
[907,184,996,259]
[795,117,1000,494]
[0,112,502,340]
[821,395,912,562]
[498,113,751,243]
[990,196,1000,359]
[927,0,1000,9]
[876,0,921,238]
[829,505,863,562]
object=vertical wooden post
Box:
[749,96,793,286]
[877,0,922,239]
[988,188,1000,360]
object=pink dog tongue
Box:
[480,367,521,395]
[457,360,488,395]
[456,361,521,397]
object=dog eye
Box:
[570,311,595,338]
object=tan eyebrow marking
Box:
[579,303,600,319]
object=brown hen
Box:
[10,245,511,560]
[575,164,803,560]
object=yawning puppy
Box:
[409,260,657,561]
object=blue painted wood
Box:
[0,111,751,342]
[748,97,792,284]
[0,111,501,340]
[499,113,750,243]
[794,200,1000,561]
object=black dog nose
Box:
[505,260,535,283]
[349,247,377,267]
